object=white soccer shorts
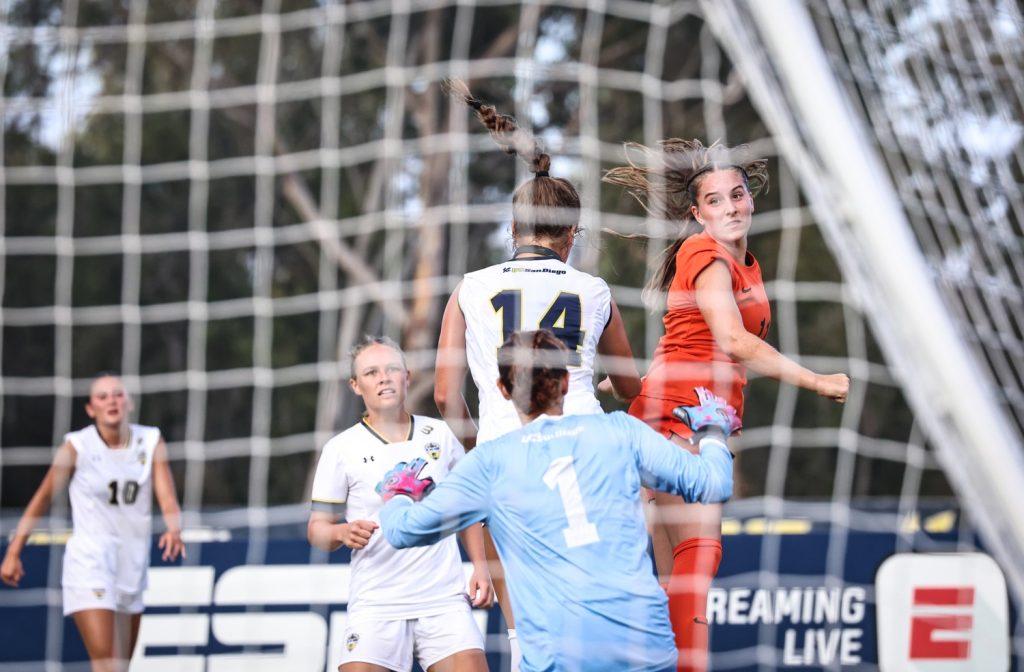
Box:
[63,585,144,616]
[339,607,484,671]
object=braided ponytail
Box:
[445,78,579,241]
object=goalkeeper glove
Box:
[376,457,437,503]
[672,386,742,440]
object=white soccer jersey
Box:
[459,257,612,443]
[311,415,468,620]
[63,423,160,594]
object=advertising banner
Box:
[1,527,1017,671]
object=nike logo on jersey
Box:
[740,287,752,293]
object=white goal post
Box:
[703,0,1024,602]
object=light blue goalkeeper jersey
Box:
[380,411,734,672]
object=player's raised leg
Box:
[652,460,724,672]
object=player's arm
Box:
[458,523,494,608]
[446,430,493,607]
[1,442,76,587]
[435,283,479,449]
[307,442,377,552]
[596,298,642,403]
[624,412,734,504]
[695,260,849,402]
[307,508,378,552]
[380,450,491,549]
[152,439,185,562]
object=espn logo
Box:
[876,554,1009,671]
[133,564,489,671]
[909,587,973,660]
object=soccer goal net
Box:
[1,0,1021,670]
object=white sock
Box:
[507,628,521,672]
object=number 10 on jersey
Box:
[491,290,584,365]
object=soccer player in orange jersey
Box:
[604,140,849,672]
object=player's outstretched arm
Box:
[625,390,736,504]
[153,439,185,562]
[695,260,849,403]
[630,420,734,505]
[379,450,491,549]
[1,442,76,587]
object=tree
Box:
[1,0,941,509]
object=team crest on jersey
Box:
[346,632,359,651]
[93,589,106,599]
[424,442,441,460]
[420,425,434,435]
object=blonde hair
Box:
[347,335,406,378]
[603,139,769,308]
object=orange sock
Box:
[666,537,722,672]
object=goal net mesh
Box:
[1,0,1020,669]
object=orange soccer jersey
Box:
[629,232,770,437]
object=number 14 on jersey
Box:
[491,290,584,365]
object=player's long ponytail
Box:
[602,139,769,310]
[497,330,570,418]
[444,78,580,243]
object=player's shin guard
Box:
[667,537,722,672]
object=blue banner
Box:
[1,528,1019,671]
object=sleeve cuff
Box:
[698,436,734,459]
[310,500,347,514]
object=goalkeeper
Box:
[378,330,736,672]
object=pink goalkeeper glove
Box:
[672,386,742,437]
[376,457,437,503]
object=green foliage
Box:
[0,0,947,508]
